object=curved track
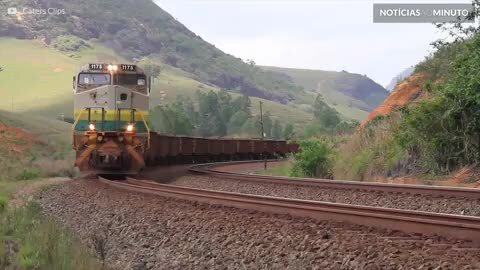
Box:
[189,161,480,199]
[98,175,480,246]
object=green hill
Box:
[0,0,305,104]
[0,38,312,130]
[0,0,387,125]
[262,66,389,120]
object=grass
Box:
[151,68,313,130]
[332,115,405,181]
[0,111,99,269]
[255,160,294,177]
[0,202,101,270]
[0,38,314,130]
[0,38,76,116]
[261,66,388,121]
[317,88,369,121]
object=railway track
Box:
[98,175,480,246]
[189,161,480,199]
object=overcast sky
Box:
[154,0,459,86]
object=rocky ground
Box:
[166,174,480,217]
[39,179,480,270]
[9,177,70,209]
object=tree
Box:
[0,66,3,72]
[140,58,161,82]
[197,90,227,136]
[284,123,294,139]
[218,90,234,124]
[313,95,340,130]
[198,113,224,137]
[394,31,480,173]
[290,140,333,178]
[245,59,256,67]
[433,0,480,46]
[227,111,249,135]
[232,95,251,116]
[335,120,359,134]
[272,120,283,139]
[152,90,256,137]
[262,112,273,138]
[241,117,261,137]
[179,96,198,126]
[150,103,193,135]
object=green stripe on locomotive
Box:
[74,120,148,133]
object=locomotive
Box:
[72,63,150,174]
[72,63,298,175]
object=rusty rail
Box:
[98,176,480,245]
[188,161,480,199]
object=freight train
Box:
[72,63,298,174]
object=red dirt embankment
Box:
[357,72,480,186]
[0,121,38,153]
[360,72,429,127]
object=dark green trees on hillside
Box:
[150,101,193,136]
[290,140,334,178]
[272,120,283,139]
[313,95,340,129]
[284,123,294,139]
[150,90,294,139]
[395,33,480,173]
[140,58,161,82]
[301,94,361,137]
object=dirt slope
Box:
[360,72,428,127]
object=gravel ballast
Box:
[40,180,480,269]
[169,175,480,216]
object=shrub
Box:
[333,113,406,180]
[19,244,37,269]
[290,140,334,178]
[33,158,76,178]
[50,35,91,52]
[0,196,6,212]
[15,168,40,181]
[394,33,480,174]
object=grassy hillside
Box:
[0,110,101,269]
[0,38,312,130]
[262,66,389,121]
[333,31,480,181]
[0,0,388,115]
[0,0,305,104]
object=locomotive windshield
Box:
[76,73,111,92]
[78,73,111,85]
[114,74,146,85]
[114,74,147,94]
[75,64,149,94]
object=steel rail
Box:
[98,176,480,245]
[188,161,480,199]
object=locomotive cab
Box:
[72,64,151,174]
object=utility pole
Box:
[259,101,267,170]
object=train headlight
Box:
[126,124,134,132]
[107,65,118,72]
[88,123,95,131]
